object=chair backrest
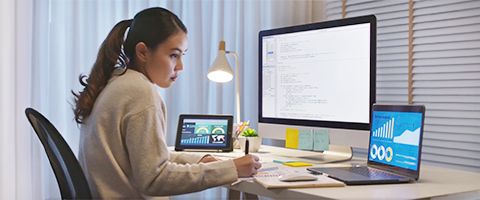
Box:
[25,108,92,199]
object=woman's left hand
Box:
[199,155,219,163]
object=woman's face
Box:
[138,31,188,88]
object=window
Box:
[326,0,480,172]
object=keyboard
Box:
[349,167,403,179]
[307,166,413,185]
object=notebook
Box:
[308,104,425,185]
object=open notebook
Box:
[253,164,345,189]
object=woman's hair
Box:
[72,7,187,124]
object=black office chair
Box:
[25,108,92,199]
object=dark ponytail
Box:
[72,7,187,124]
[72,20,131,124]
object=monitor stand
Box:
[299,144,353,163]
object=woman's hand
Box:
[233,154,262,177]
[199,155,219,163]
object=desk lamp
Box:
[208,40,241,124]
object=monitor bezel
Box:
[174,114,233,152]
[367,104,426,180]
[258,15,377,131]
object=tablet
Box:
[174,114,233,152]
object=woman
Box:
[72,7,261,199]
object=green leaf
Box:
[241,128,258,137]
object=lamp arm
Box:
[226,51,241,124]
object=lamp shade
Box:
[208,41,234,83]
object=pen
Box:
[245,139,249,155]
[272,160,297,164]
[273,160,285,164]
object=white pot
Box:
[238,136,262,153]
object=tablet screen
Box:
[180,119,229,147]
[175,115,233,151]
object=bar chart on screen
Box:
[372,118,394,139]
[181,135,210,144]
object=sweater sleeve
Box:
[169,152,206,164]
[124,106,238,196]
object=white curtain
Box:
[0,0,324,199]
[163,0,325,145]
[1,0,39,199]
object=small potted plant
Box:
[238,128,262,152]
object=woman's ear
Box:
[135,42,149,64]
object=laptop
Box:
[308,104,425,185]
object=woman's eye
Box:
[170,54,179,59]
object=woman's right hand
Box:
[233,154,262,177]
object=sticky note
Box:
[283,161,313,167]
[285,128,299,149]
[313,129,329,151]
[298,128,314,150]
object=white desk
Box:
[204,145,480,200]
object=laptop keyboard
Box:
[351,167,401,179]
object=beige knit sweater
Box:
[78,69,238,199]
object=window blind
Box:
[326,0,480,172]
[411,0,480,172]
[328,0,411,104]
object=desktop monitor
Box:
[258,15,376,149]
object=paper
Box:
[254,175,345,189]
[231,166,280,186]
[298,128,314,150]
[285,128,299,149]
[313,129,329,151]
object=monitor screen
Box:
[368,110,423,171]
[259,15,376,132]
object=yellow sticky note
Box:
[283,161,313,167]
[285,128,299,149]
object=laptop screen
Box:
[368,109,423,171]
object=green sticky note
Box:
[313,129,329,151]
[298,128,314,150]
